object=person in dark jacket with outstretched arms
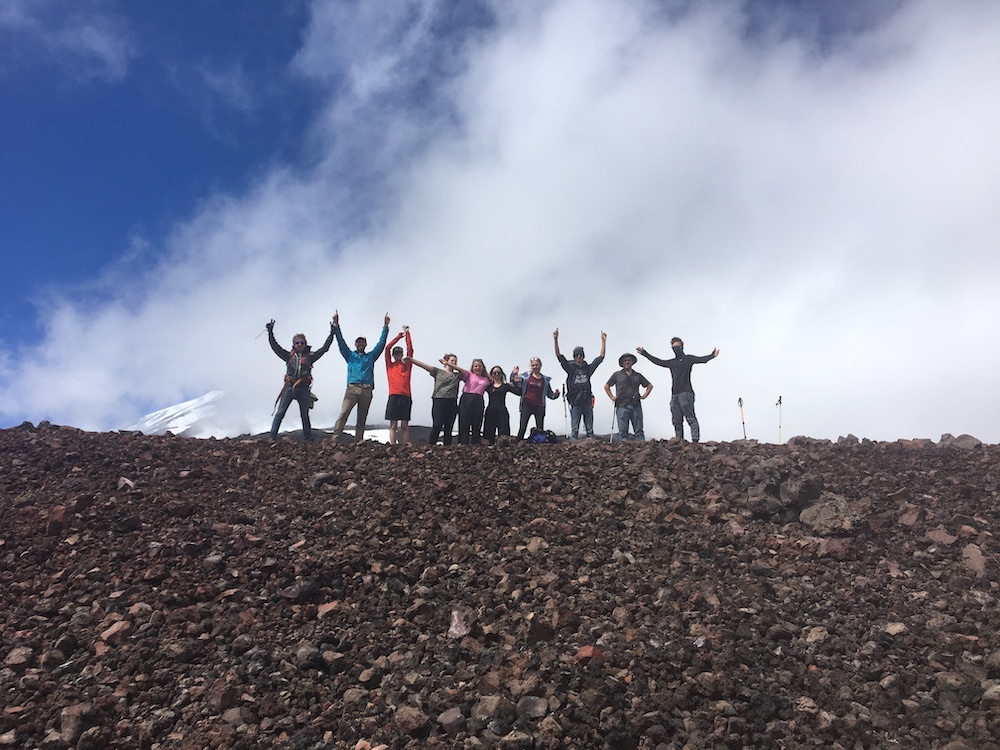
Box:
[636,337,719,443]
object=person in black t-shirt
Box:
[604,353,653,441]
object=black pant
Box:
[271,384,312,440]
[458,393,486,444]
[483,406,511,445]
[517,405,544,440]
[430,397,458,445]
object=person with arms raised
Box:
[266,317,335,442]
[384,325,414,445]
[637,337,719,443]
[332,310,390,443]
[554,328,606,439]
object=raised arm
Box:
[553,328,562,359]
[312,317,337,359]
[599,331,607,359]
[333,309,351,360]
[266,319,289,359]
[385,331,404,365]
[371,313,390,358]
[404,326,413,357]
[636,346,670,367]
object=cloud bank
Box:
[2,0,999,443]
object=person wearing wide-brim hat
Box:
[604,353,652,442]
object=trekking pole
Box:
[776,396,782,444]
[609,405,616,444]
[738,397,746,439]
[255,328,268,340]
[562,383,569,437]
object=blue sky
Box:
[2,0,999,443]
[1,2,317,339]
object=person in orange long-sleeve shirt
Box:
[384,325,414,444]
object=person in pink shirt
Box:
[453,358,490,444]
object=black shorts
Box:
[385,394,412,421]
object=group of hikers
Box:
[266,312,719,445]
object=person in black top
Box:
[483,365,519,445]
[636,337,719,443]
[554,328,606,439]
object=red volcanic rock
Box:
[1,423,999,748]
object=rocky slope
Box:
[1,423,999,750]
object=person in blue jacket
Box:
[512,357,561,440]
[332,310,390,442]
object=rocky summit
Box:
[1,423,999,750]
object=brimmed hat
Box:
[619,353,637,366]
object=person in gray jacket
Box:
[267,318,335,442]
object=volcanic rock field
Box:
[2,423,999,749]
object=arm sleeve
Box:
[269,330,290,360]
[311,329,337,361]
[334,327,351,361]
[370,325,390,359]
[545,377,559,400]
[640,350,670,367]
[385,333,403,366]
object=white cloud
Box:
[2,0,999,443]
[0,0,135,81]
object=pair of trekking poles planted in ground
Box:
[737,396,783,443]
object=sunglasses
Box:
[293,341,306,346]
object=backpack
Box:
[528,428,559,444]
